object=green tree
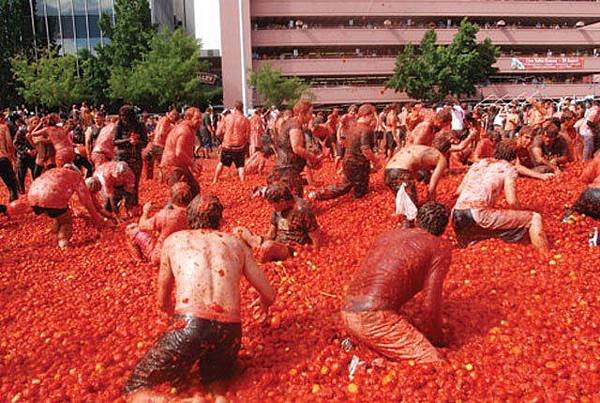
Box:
[0,0,37,107]
[386,19,499,103]
[249,64,312,108]
[109,28,212,109]
[12,51,92,109]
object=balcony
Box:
[252,27,600,48]
[306,83,600,104]
[251,0,600,19]
[254,56,600,76]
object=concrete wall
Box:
[150,0,174,31]
[173,0,195,36]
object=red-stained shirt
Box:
[344,228,452,312]
[94,161,135,198]
[153,116,175,148]
[92,123,116,159]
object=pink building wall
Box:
[256,57,600,76]
[221,0,600,106]
[251,0,599,18]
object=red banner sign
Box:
[510,57,584,71]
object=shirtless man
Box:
[4,166,108,248]
[32,114,75,167]
[91,122,116,166]
[384,136,451,221]
[144,108,179,180]
[384,104,400,159]
[452,141,551,256]
[0,113,18,202]
[161,107,202,197]
[125,182,192,264]
[238,183,322,263]
[249,108,265,156]
[341,202,451,363]
[530,123,569,173]
[213,101,250,184]
[86,161,136,220]
[571,151,600,219]
[123,194,275,395]
[407,109,452,146]
[268,100,322,197]
[309,104,381,201]
[335,105,358,171]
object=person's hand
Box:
[249,296,268,324]
[142,202,153,215]
[540,173,555,181]
[129,133,140,145]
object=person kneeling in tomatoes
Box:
[123,194,275,397]
[341,202,451,363]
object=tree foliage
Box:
[249,64,312,108]
[0,0,36,107]
[11,51,92,108]
[386,19,499,103]
[109,28,211,109]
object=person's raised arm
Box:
[503,174,520,209]
[242,245,275,308]
[422,248,451,347]
[157,246,175,314]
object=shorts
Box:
[220,148,245,168]
[452,208,532,248]
[573,187,600,219]
[165,166,200,198]
[384,168,417,204]
[341,309,440,363]
[124,315,241,394]
[32,206,68,218]
[385,131,397,151]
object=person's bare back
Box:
[386,144,444,172]
[161,230,272,323]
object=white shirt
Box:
[451,105,465,131]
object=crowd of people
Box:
[0,94,599,399]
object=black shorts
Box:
[336,142,346,158]
[452,209,528,248]
[220,148,245,168]
[32,206,68,218]
[573,187,600,219]
[385,131,397,150]
[124,316,242,394]
[383,168,417,203]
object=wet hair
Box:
[234,101,244,112]
[416,202,449,236]
[560,110,575,123]
[357,103,376,117]
[95,111,105,118]
[187,194,223,230]
[293,99,312,116]
[431,135,452,153]
[170,182,193,207]
[542,123,560,138]
[85,177,101,193]
[434,108,452,125]
[494,140,517,162]
[47,113,60,126]
[518,125,537,138]
[184,107,201,120]
[264,183,294,203]
[119,105,137,126]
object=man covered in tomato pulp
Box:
[571,151,600,219]
[124,194,276,396]
[341,202,451,363]
[452,140,551,256]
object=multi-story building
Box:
[220,0,600,107]
[173,0,195,36]
[32,0,183,54]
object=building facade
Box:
[173,0,195,36]
[32,0,182,54]
[220,0,600,107]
